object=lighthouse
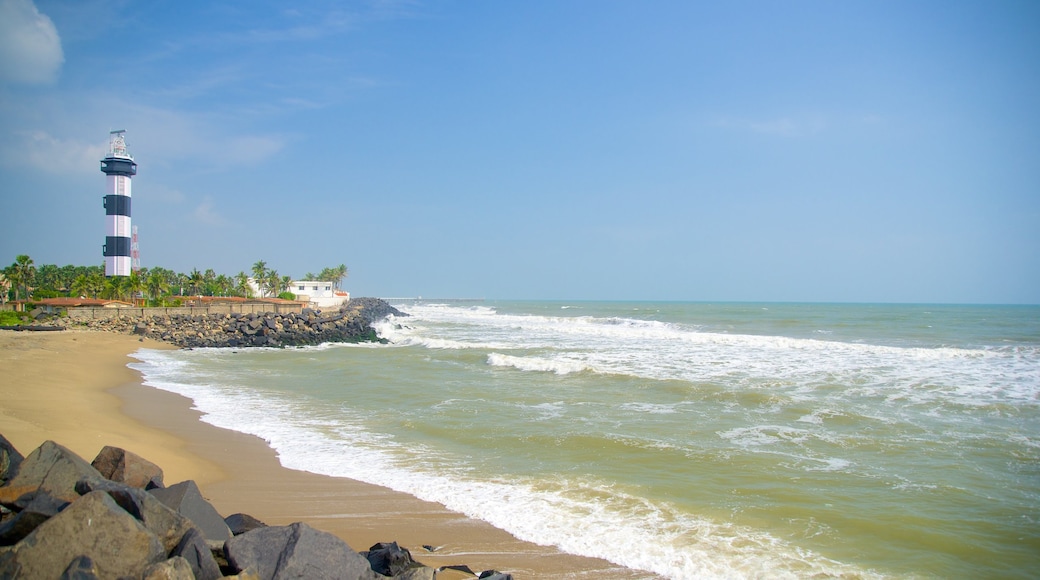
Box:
[100,130,136,277]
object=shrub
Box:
[0,311,29,326]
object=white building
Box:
[247,278,350,309]
[292,280,350,309]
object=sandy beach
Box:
[0,329,652,579]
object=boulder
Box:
[365,541,417,576]
[0,490,69,545]
[0,434,23,485]
[149,480,232,543]
[76,478,195,554]
[436,566,480,580]
[170,527,222,580]
[224,522,382,580]
[478,571,515,580]
[394,566,436,580]
[0,490,165,579]
[59,554,100,579]
[3,441,103,503]
[142,556,195,580]
[91,445,165,489]
[225,512,268,536]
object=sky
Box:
[1,0,1038,303]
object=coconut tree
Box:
[251,260,268,297]
[234,271,252,298]
[146,271,169,304]
[7,254,36,301]
[265,269,281,297]
[187,268,205,296]
[86,272,106,298]
[126,271,145,304]
[214,274,232,297]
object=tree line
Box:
[0,255,348,307]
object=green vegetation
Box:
[1,255,349,307]
[0,310,29,326]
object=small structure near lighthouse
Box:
[100,130,137,277]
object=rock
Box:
[225,522,382,580]
[436,566,480,580]
[76,477,195,555]
[69,298,401,348]
[0,490,69,545]
[225,512,267,536]
[171,527,222,580]
[0,433,24,485]
[365,541,417,576]
[478,571,515,580]
[142,556,196,580]
[91,445,165,489]
[223,566,262,580]
[149,480,232,543]
[0,490,165,579]
[394,566,437,580]
[59,554,100,579]
[3,441,103,503]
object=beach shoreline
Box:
[0,329,655,579]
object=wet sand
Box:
[0,330,655,579]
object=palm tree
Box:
[8,254,36,301]
[235,271,252,298]
[126,271,144,304]
[214,274,232,297]
[281,275,293,296]
[334,264,348,290]
[86,272,106,298]
[265,269,281,297]
[146,271,169,304]
[251,260,268,297]
[104,276,127,300]
[187,268,205,296]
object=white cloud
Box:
[6,130,106,174]
[0,0,64,85]
[192,197,227,226]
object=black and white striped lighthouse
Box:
[100,130,136,277]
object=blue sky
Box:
[1,0,1037,303]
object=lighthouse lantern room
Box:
[100,130,137,277]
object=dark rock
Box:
[0,490,69,545]
[440,564,477,575]
[149,480,231,543]
[59,554,100,580]
[77,478,195,554]
[2,440,103,504]
[365,541,417,576]
[171,527,222,580]
[478,571,514,580]
[1,490,165,578]
[225,522,382,580]
[91,445,165,489]
[0,433,24,486]
[225,512,267,536]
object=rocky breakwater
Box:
[75,298,406,348]
[0,435,513,579]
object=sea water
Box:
[128,301,1040,579]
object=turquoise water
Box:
[130,301,1040,579]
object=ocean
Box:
[128,301,1040,579]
